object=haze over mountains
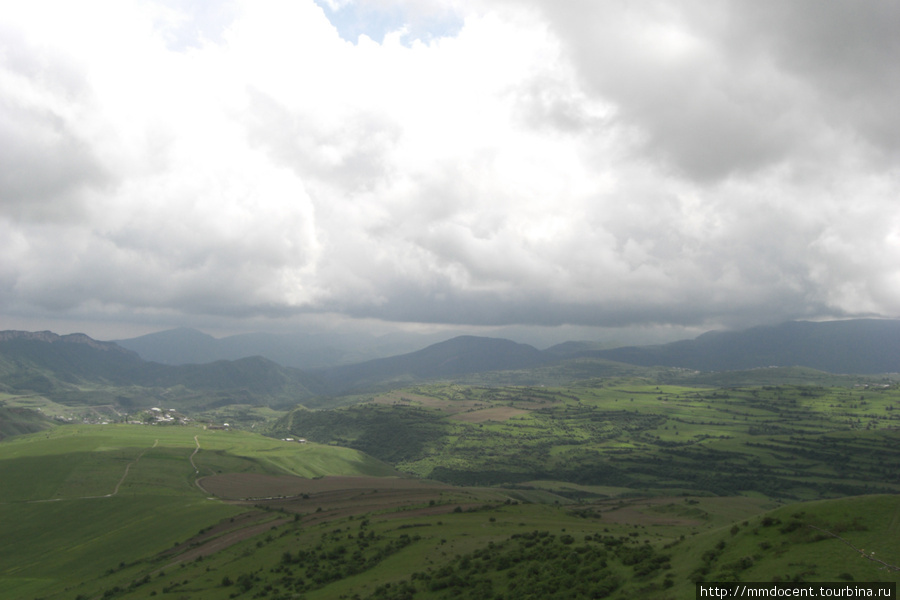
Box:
[316,336,550,394]
[113,319,900,377]
[113,327,458,369]
[1,319,897,409]
[576,319,900,374]
[0,330,324,409]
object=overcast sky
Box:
[2,0,899,345]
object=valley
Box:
[0,324,899,599]
[274,382,900,499]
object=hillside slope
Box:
[0,331,325,409]
[315,335,550,393]
[580,319,900,373]
[115,327,455,369]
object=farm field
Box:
[0,424,394,599]
[1,381,899,600]
[273,381,900,499]
[37,486,900,600]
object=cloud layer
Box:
[2,0,898,339]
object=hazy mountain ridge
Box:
[0,330,138,355]
[314,335,549,394]
[0,332,324,408]
[113,319,900,381]
[582,319,900,374]
[114,327,455,369]
[2,319,899,406]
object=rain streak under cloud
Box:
[1,0,899,342]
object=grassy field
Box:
[0,424,396,599]
[2,380,899,600]
[43,486,899,600]
[273,381,900,499]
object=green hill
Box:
[588,319,900,374]
[1,402,898,599]
[9,469,896,599]
[0,424,396,599]
[0,402,56,441]
[272,381,900,498]
[0,331,326,410]
[315,335,550,394]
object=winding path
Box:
[191,435,211,494]
[190,435,201,474]
[26,438,159,502]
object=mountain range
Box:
[113,327,455,369]
[1,319,897,411]
[581,318,900,374]
[0,330,324,409]
[314,335,549,393]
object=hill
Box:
[314,335,550,394]
[574,319,900,374]
[3,424,897,599]
[0,330,145,393]
[0,330,325,410]
[115,327,455,369]
[0,424,398,599]
[0,402,56,440]
[273,381,900,498]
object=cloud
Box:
[0,23,111,222]
[314,0,465,45]
[1,0,898,340]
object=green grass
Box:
[0,399,58,441]
[2,380,899,599]
[47,491,898,600]
[0,423,401,599]
[665,494,900,597]
[0,424,396,502]
[0,496,242,598]
[273,382,900,499]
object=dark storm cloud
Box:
[731,0,900,156]
[515,0,900,181]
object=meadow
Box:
[1,380,898,599]
[0,424,392,599]
[41,487,900,600]
[273,381,900,499]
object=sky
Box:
[2,0,899,346]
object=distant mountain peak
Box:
[592,319,900,374]
[316,334,547,393]
[0,330,135,355]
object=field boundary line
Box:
[26,438,159,503]
[190,435,200,474]
[192,435,211,494]
[105,438,159,498]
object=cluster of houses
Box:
[281,437,308,443]
[128,407,191,425]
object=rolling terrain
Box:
[3,320,900,414]
[1,322,899,599]
[0,424,395,599]
[0,422,897,600]
[0,331,326,412]
[115,319,900,380]
[272,381,900,498]
[580,319,900,374]
[114,327,455,369]
[313,336,550,394]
